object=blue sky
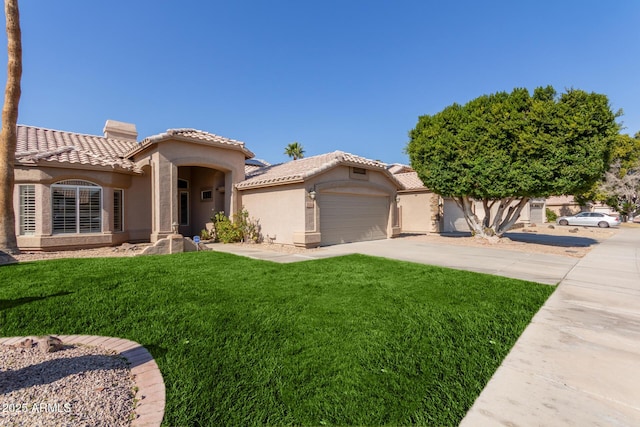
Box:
[2,1,639,165]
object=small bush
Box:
[200,229,214,241]
[212,209,261,243]
[545,208,558,223]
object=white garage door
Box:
[443,199,470,232]
[320,193,389,245]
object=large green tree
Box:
[407,86,619,239]
[0,0,21,255]
[576,132,640,210]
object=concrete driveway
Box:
[208,227,640,426]
[209,235,580,285]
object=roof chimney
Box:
[103,120,138,141]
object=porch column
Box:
[150,153,178,242]
[102,187,114,235]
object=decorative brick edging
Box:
[0,335,165,427]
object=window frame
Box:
[200,188,213,201]
[178,178,190,226]
[19,184,36,235]
[51,180,102,234]
[113,189,124,232]
[179,190,189,226]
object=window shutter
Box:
[19,185,36,235]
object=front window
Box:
[114,189,124,232]
[51,180,102,234]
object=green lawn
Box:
[0,252,554,426]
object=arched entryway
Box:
[176,166,227,237]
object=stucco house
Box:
[385,165,546,233]
[12,120,410,251]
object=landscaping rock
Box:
[38,336,64,353]
[17,338,34,348]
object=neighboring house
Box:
[389,165,441,234]
[440,197,544,232]
[387,165,544,232]
[545,195,582,217]
[12,120,406,251]
[546,196,618,217]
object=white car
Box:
[556,212,621,228]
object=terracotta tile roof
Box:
[395,171,428,190]
[387,163,415,174]
[237,150,399,189]
[244,158,271,175]
[15,125,141,172]
[245,164,263,175]
[125,128,254,158]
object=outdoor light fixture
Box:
[172,221,179,234]
[309,190,316,200]
[395,195,401,203]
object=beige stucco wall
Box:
[125,165,152,242]
[398,191,438,233]
[240,185,306,246]
[546,198,582,217]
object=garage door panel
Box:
[320,193,389,245]
[443,199,470,232]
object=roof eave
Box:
[124,133,255,159]
[15,159,142,175]
[236,177,305,190]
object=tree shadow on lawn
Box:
[0,292,73,312]
[0,251,17,266]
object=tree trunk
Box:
[496,197,529,236]
[453,196,484,236]
[454,195,529,241]
[0,0,22,254]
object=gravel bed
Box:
[0,342,135,427]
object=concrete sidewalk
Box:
[208,228,640,425]
[460,227,640,426]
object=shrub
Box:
[234,208,262,243]
[211,209,261,243]
[545,208,558,223]
[212,212,242,243]
[200,229,214,241]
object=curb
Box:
[0,335,165,427]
